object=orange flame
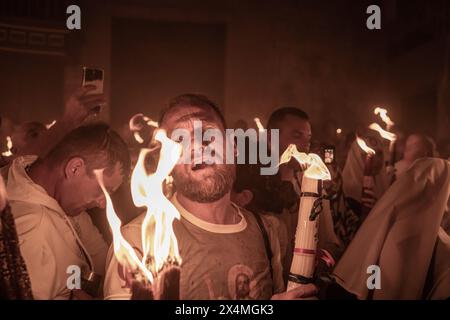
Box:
[130,129,182,274]
[45,120,57,130]
[95,169,154,283]
[369,123,396,142]
[2,136,13,157]
[254,117,265,132]
[279,144,331,180]
[133,132,145,144]
[129,113,159,144]
[95,129,182,284]
[142,116,159,128]
[374,107,394,129]
[356,136,376,155]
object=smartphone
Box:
[324,145,335,164]
[82,67,104,95]
[82,67,104,113]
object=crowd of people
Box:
[0,86,449,300]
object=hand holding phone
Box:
[82,67,104,94]
[62,69,106,125]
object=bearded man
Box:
[103,94,317,300]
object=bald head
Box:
[403,134,434,162]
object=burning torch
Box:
[373,107,397,169]
[95,129,182,300]
[279,145,331,293]
[356,136,377,218]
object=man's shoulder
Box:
[9,201,46,238]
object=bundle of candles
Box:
[0,177,33,300]
[96,129,182,300]
[278,145,331,293]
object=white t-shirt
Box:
[104,194,285,300]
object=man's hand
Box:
[271,284,318,300]
[71,289,95,300]
[130,280,154,300]
[361,188,377,209]
[63,86,106,126]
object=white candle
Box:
[287,175,321,291]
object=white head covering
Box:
[333,158,450,299]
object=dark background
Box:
[0,0,449,144]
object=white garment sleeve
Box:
[12,204,62,300]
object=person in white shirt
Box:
[2,123,130,299]
[104,94,317,300]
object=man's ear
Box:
[64,157,86,179]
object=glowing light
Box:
[129,113,159,144]
[356,136,376,155]
[374,107,394,129]
[279,144,331,180]
[369,123,396,142]
[45,120,57,130]
[254,118,265,132]
[95,129,182,284]
[2,136,13,157]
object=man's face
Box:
[403,135,428,162]
[235,273,250,299]
[161,105,235,203]
[11,124,46,155]
[278,115,312,154]
[59,161,124,216]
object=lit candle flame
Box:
[95,169,154,283]
[254,117,265,132]
[369,123,396,142]
[374,107,394,129]
[279,144,331,180]
[129,114,159,144]
[133,132,144,144]
[95,129,182,284]
[2,136,13,157]
[142,116,159,128]
[130,129,182,274]
[45,120,57,130]
[356,136,376,155]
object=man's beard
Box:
[172,164,236,203]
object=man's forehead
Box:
[161,105,223,130]
[103,162,124,190]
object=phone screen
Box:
[82,67,104,95]
[324,147,335,164]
